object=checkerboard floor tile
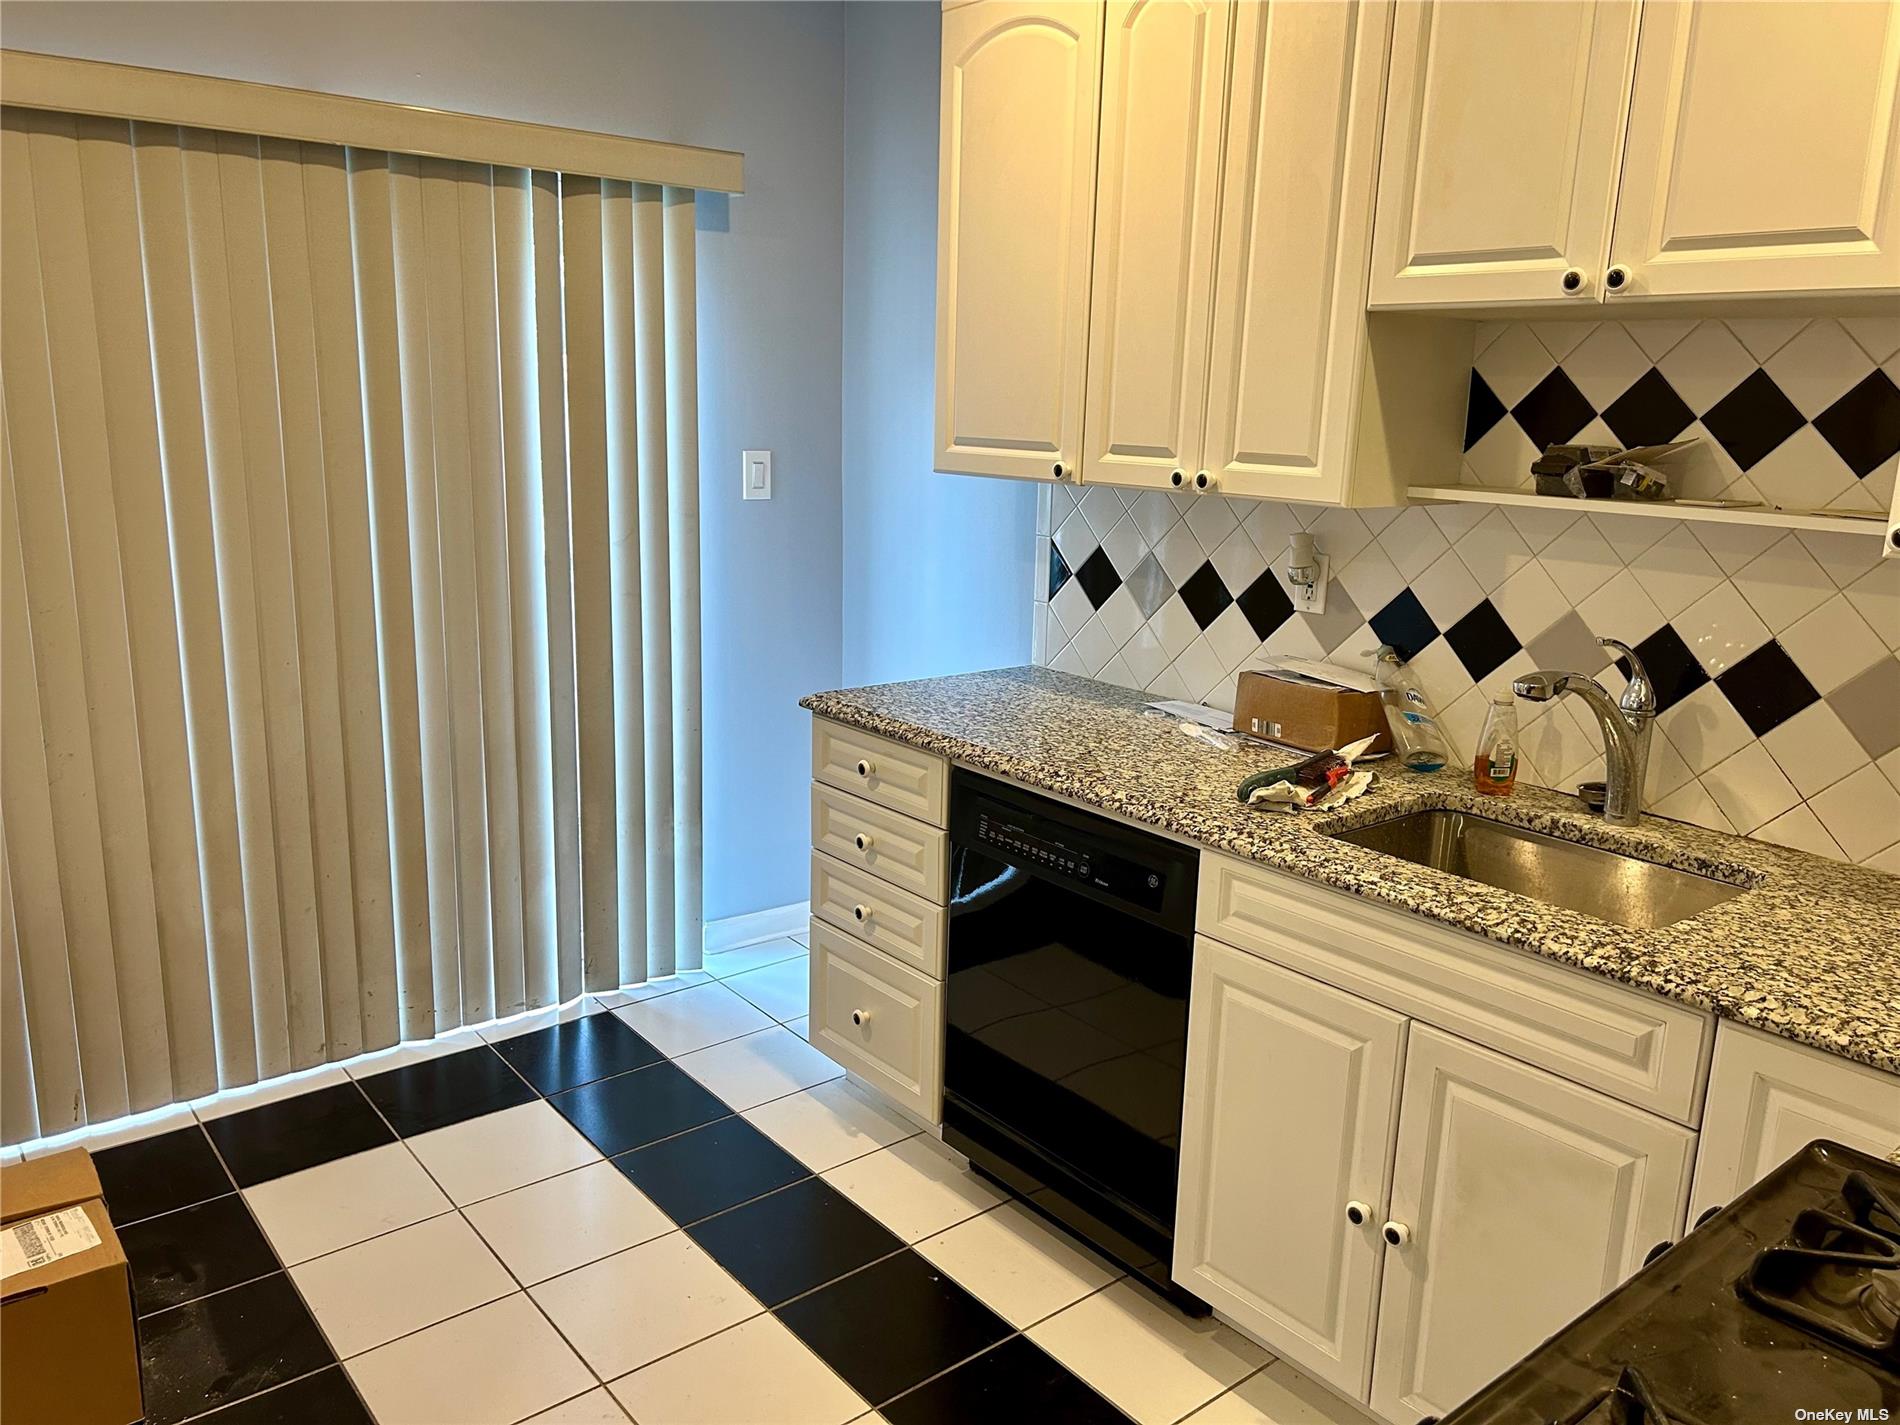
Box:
[82,989,1325,1425]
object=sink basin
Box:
[1328,809,1744,929]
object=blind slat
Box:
[664,188,705,972]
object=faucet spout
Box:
[1510,639,1656,826]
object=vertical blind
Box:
[0,106,703,1145]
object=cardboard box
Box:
[1,1149,143,1425]
[1232,667,1392,755]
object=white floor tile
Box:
[531,1231,760,1380]
[1182,1361,1378,1425]
[480,999,604,1044]
[787,1016,810,1041]
[243,1142,451,1265]
[741,1078,917,1173]
[608,1313,868,1425]
[1028,1280,1270,1425]
[465,1161,673,1286]
[292,1212,516,1358]
[705,935,806,979]
[406,1100,602,1205]
[194,1065,353,1120]
[613,970,716,1005]
[722,955,809,1022]
[914,1199,1120,1328]
[613,980,774,1056]
[675,1026,842,1111]
[821,1136,1006,1244]
[346,1293,594,1425]
[522,1388,633,1424]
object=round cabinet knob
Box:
[1560,267,1588,294]
[852,904,869,923]
[1382,1220,1411,1247]
[853,832,874,853]
[1170,469,1185,488]
[1345,1201,1371,1226]
[1604,264,1631,292]
[1052,461,1070,481]
[1643,1239,1673,1266]
[1194,471,1213,491]
[855,758,874,778]
[850,1009,870,1028]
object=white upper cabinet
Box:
[1080,0,1232,492]
[1369,0,1638,308]
[935,1,1104,481]
[1609,0,1900,300]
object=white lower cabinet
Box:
[1368,1027,1695,1425]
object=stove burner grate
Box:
[1741,1170,1900,1363]
[1555,1367,1709,1425]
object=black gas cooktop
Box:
[1443,1140,1900,1424]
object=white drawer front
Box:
[809,919,943,1124]
[811,850,946,977]
[811,782,947,902]
[1198,854,1713,1125]
[813,718,948,828]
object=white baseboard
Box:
[704,899,810,955]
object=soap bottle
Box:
[1473,693,1519,796]
[1372,646,1448,772]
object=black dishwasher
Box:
[943,769,1206,1312]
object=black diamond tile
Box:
[121,1194,279,1316]
[203,1083,394,1188]
[1369,589,1440,663]
[138,1273,335,1425]
[1074,546,1122,609]
[1701,369,1807,471]
[776,1249,1013,1409]
[689,1176,902,1307]
[1444,599,1523,683]
[94,1125,233,1225]
[883,1335,1134,1425]
[1048,543,1072,600]
[1178,560,1232,630]
[1814,368,1900,478]
[1464,371,1508,451]
[1236,569,1294,643]
[1715,639,1820,738]
[357,1045,538,1136]
[192,1367,374,1425]
[1511,367,1596,453]
[613,1115,809,1225]
[549,1059,730,1156]
[1600,368,1696,449]
[1619,624,1709,715]
[492,1011,663,1095]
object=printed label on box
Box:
[0,1205,102,1279]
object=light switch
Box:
[742,449,772,501]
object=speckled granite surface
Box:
[802,666,1900,1074]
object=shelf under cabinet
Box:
[1407,484,1889,538]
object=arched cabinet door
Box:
[935,1,1105,482]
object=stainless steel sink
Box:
[1328,809,1745,929]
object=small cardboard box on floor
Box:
[0,1148,143,1425]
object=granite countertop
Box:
[802,666,1900,1075]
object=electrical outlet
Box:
[1289,554,1329,614]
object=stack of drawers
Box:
[808,718,951,1123]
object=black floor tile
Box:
[191,1367,374,1425]
[121,1194,280,1317]
[493,1011,665,1095]
[357,1045,538,1136]
[883,1336,1134,1425]
[776,1249,1013,1408]
[615,1115,810,1225]
[137,1273,336,1425]
[94,1126,233,1226]
[203,1083,395,1187]
[690,1176,902,1307]
[549,1059,730,1155]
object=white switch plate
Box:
[742,449,772,501]
[1289,553,1329,614]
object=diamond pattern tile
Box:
[1814,369,1900,479]
[1368,588,1440,663]
[1178,561,1233,631]
[1073,547,1122,610]
[1622,625,1710,715]
[1701,369,1807,471]
[1444,600,1522,682]
[1047,545,1071,600]
[1510,367,1595,452]
[1714,640,1820,738]
[1235,569,1294,643]
[1463,373,1507,451]
[1600,368,1696,449]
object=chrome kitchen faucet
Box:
[1513,638,1656,827]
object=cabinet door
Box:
[1368,0,1637,308]
[1079,0,1231,491]
[1610,0,1900,299]
[1369,1027,1694,1425]
[935,1,1104,481]
[1174,938,1407,1401]
[1199,0,1390,503]
[1687,1022,1900,1225]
